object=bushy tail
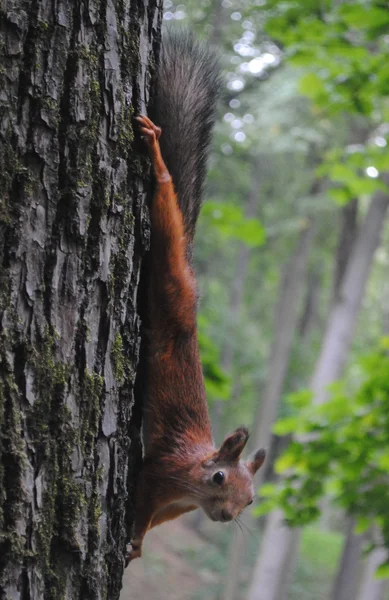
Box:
[152,30,221,246]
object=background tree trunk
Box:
[331,517,364,600]
[0,2,160,599]
[332,199,359,304]
[247,189,389,600]
[310,191,389,402]
[251,220,316,454]
[298,263,323,341]
[246,508,296,600]
[319,198,359,532]
[357,547,389,600]
[222,220,315,600]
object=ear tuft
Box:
[248,448,266,474]
[216,427,250,463]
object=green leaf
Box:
[377,63,389,95]
[253,501,273,518]
[355,516,371,535]
[316,395,350,422]
[349,176,386,196]
[287,389,313,409]
[328,163,356,184]
[379,337,389,351]
[275,453,298,474]
[371,152,389,171]
[299,73,326,98]
[289,49,315,67]
[259,483,277,498]
[375,561,389,580]
[201,202,266,247]
[198,316,231,401]
[328,187,353,205]
[325,479,342,496]
[273,416,299,436]
[339,5,389,30]
[377,454,389,472]
[328,45,369,62]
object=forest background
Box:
[123,1,389,599]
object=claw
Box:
[136,115,162,141]
[125,539,142,566]
[138,114,153,127]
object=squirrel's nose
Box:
[221,509,233,522]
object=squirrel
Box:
[126,32,266,564]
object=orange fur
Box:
[126,117,266,566]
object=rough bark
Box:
[247,189,389,600]
[0,1,160,599]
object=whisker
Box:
[234,517,245,537]
[235,516,256,540]
[141,470,208,501]
[147,475,205,498]
[232,521,239,541]
[159,474,208,499]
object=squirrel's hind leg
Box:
[126,502,198,564]
[125,470,157,565]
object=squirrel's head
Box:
[198,427,266,523]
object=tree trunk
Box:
[247,509,297,600]
[222,221,315,600]
[320,199,359,531]
[277,524,301,600]
[0,2,160,599]
[333,276,388,600]
[247,189,389,600]
[312,190,389,402]
[323,191,389,594]
[298,263,323,341]
[331,517,364,600]
[332,198,359,303]
[357,547,389,600]
[251,221,315,454]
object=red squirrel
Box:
[126,34,265,564]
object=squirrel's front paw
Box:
[136,115,161,147]
[125,539,142,566]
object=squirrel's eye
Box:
[212,471,225,485]
[248,499,254,506]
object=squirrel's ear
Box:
[216,427,249,463]
[248,448,266,475]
